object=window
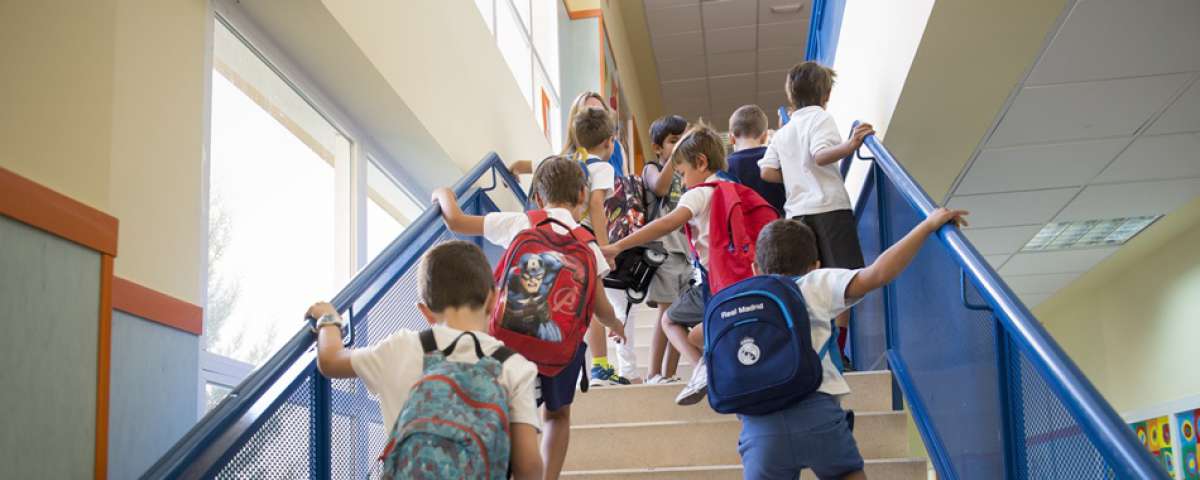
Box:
[365,159,422,262]
[474,0,563,151]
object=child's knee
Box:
[543,404,571,422]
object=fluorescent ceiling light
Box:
[1021,216,1160,252]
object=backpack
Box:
[703,275,831,415]
[642,161,683,222]
[684,179,779,296]
[379,330,514,479]
[489,210,597,377]
[603,175,648,242]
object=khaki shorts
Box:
[647,252,691,307]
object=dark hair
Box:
[786,61,836,109]
[573,106,615,151]
[650,114,688,147]
[729,105,768,139]
[755,219,819,276]
[671,122,727,171]
[530,155,587,207]
[419,240,495,312]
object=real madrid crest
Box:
[737,337,761,366]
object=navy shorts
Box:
[537,343,587,413]
[795,210,866,270]
[738,393,864,480]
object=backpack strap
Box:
[419,329,438,354]
[527,209,549,227]
[570,225,597,245]
[441,331,487,359]
[490,346,516,364]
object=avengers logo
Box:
[550,284,582,314]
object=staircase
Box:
[561,304,928,479]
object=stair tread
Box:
[563,458,927,475]
[571,410,906,431]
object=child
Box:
[726,105,786,215]
[433,155,626,480]
[508,92,613,180]
[308,240,544,479]
[640,114,690,384]
[571,106,632,387]
[602,123,730,405]
[759,61,875,369]
[739,210,967,479]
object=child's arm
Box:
[591,282,627,342]
[308,302,357,379]
[645,161,677,196]
[761,166,784,183]
[432,187,485,235]
[509,160,533,176]
[813,123,875,166]
[845,208,968,299]
[600,207,692,260]
[759,143,784,184]
[589,189,609,246]
[509,424,543,480]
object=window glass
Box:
[205,383,233,412]
[496,3,534,109]
[512,0,532,32]
[532,0,559,92]
[206,20,342,366]
[474,0,495,33]
[365,160,419,263]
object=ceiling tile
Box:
[706,112,731,132]
[711,94,758,125]
[645,4,702,36]
[759,0,810,24]
[644,0,699,9]
[706,25,756,54]
[707,51,756,77]
[1000,247,1119,276]
[985,254,1011,269]
[1094,132,1200,183]
[664,96,709,120]
[1054,178,1200,221]
[652,31,705,61]
[758,69,789,92]
[757,90,788,111]
[702,0,758,30]
[709,73,755,97]
[1147,79,1200,135]
[1026,0,1200,85]
[946,188,1079,229]
[758,47,803,72]
[1004,273,1079,295]
[661,78,710,104]
[657,56,708,82]
[758,21,807,48]
[963,225,1044,255]
[955,139,1130,195]
[987,74,1192,147]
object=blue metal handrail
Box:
[855,130,1165,479]
[143,152,524,479]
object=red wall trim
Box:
[567,7,602,19]
[96,255,113,480]
[112,276,203,336]
[0,167,118,256]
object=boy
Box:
[434,155,626,480]
[572,106,630,387]
[639,114,689,384]
[601,123,729,405]
[308,241,544,479]
[759,61,875,369]
[740,209,967,480]
[726,105,786,215]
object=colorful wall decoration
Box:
[1132,415,1177,478]
[1177,409,1199,480]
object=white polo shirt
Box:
[759,106,852,217]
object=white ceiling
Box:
[947,0,1200,307]
[643,0,811,131]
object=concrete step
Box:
[563,412,910,471]
[574,371,893,426]
[562,458,928,479]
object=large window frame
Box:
[199,8,423,417]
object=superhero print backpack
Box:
[490,210,597,377]
[604,175,648,242]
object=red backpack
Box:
[489,210,597,377]
[685,181,780,296]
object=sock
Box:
[593,356,611,370]
[837,327,849,357]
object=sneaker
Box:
[590,365,632,386]
[674,359,708,405]
[647,375,682,385]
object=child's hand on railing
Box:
[923,208,970,232]
[850,122,875,148]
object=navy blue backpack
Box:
[703,274,831,415]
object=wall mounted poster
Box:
[1132,415,1176,478]
[1177,409,1199,480]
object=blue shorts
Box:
[738,393,864,480]
[537,343,587,413]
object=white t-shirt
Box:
[793,268,862,396]
[585,155,615,193]
[483,207,611,278]
[676,173,729,266]
[759,106,852,217]
[350,324,542,431]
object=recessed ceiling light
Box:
[1021,216,1160,252]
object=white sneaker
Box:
[647,375,682,385]
[674,359,708,405]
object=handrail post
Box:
[311,372,331,480]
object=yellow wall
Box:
[600,0,663,161]
[1,0,209,304]
[1036,198,1200,413]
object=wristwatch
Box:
[313,313,347,336]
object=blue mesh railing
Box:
[840,128,1166,479]
[143,153,526,479]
